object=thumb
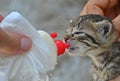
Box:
[0,29,32,56]
[112,15,120,37]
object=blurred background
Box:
[0,0,93,81]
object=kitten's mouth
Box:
[67,40,78,52]
[65,39,89,56]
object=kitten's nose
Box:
[64,34,72,42]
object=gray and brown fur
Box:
[64,14,120,81]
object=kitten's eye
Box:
[72,31,85,37]
[74,32,84,34]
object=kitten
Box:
[64,14,120,81]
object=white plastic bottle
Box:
[0,12,68,81]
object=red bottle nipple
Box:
[50,32,70,56]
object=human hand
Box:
[0,15,32,56]
[80,0,120,37]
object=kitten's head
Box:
[64,14,118,56]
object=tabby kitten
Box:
[64,14,120,81]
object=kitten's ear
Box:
[95,20,113,38]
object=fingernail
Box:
[21,37,32,50]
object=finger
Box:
[110,75,120,81]
[80,3,104,16]
[112,15,120,37]
[80,0,105,16]
[0,28,32,56]
[80,0,118,16]
[0,14,3,22]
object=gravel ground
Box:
[0,0,93,81]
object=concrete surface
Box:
[0,0,93,81]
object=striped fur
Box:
[64,14,119,81]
